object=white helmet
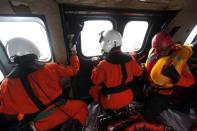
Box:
[99,30,122,53]
[6,37,40,62]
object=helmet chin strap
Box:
[114,41,118,47]
[100,50,108,59]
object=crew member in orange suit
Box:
[0,37,88,130]
[89,30,143,110]
[143,32,195,121]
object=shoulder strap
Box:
[120,63,127,84]
[20,76,46,111]
[99,63,129,95]
[106,52,131,64]
[98,62,130,106]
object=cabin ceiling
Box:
[57,0,185,10]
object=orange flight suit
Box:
[0,55,88,131]
[89,53,142,110]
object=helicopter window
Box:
[185,24,197,44]
[0,16,52,62]
[122,21,148,52]
[81,20,113,57]
[0,70,4,82]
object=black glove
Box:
[162,65,180,83]
[72,23,84,45]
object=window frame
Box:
[122,20,149,52]
[0,15,54,63]
[78,17,150,58]
[0,69,4,82]
[0,15,54,76]
[185,24,197,44]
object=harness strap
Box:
[154,86,175,91]
[46,93,67,107]
[32,99,66,122]
[98,63,130,105]
[121,63,127,84]
[20,76,68,123]
[20,76,46,111]
[100,83,131,95]
[23,94,67,122]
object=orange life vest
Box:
[150,44,192,88]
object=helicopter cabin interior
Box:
[0,0,197,130]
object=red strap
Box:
[126,122,165,131]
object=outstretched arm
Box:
[55,54,80,77]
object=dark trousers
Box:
[141,94,170,121]
[141,89,192,122]
[0,114,18,131]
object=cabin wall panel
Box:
[0,1,14,14]
[166,0,197,43]
[29,0,67,63]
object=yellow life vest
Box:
[150,44,192,87]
